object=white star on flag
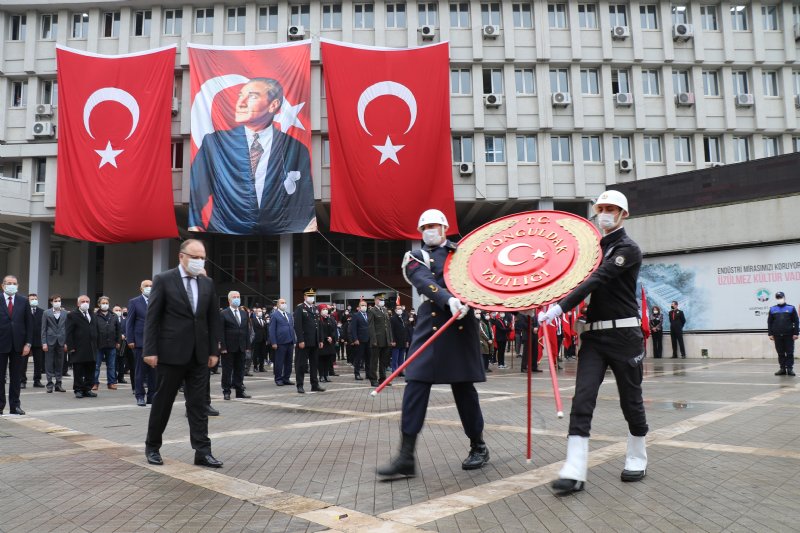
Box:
[532,249,546,260]
[95,141,124,168]
[275,99,306,133]
[373,136,405,165]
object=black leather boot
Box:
[462,435,490,470]
[377,433,416,478]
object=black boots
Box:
[377,433,417,478]
[462,435,490,470]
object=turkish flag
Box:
[55,45,178,243]
[641,285,651,348]
[321,40,458,240]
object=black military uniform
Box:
[317,306,338,382]
[768,291,799,376]
[367,293,394,387]
[293,288,324,393]
[668,304,686,358]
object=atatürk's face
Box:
[234,81,281,130]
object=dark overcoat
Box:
[66,309,98,363]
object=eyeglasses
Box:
[180,252,206,260]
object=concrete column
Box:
[538,198,554,210]
[29,222,51,299]
[410,240,421,310]
[152,239,170,276]
[279,233,293,305]
[79,242,97,299]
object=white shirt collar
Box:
[178,263,192,279]
[245,124,274,149]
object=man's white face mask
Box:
[422,227,445,246]
[597,212,618,230]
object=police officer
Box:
[378,209,489,479]
[293,288,325,394]
[768,291,799,376]
[368,292,394,387]
[538,190,648,495]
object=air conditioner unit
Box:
[483,94,503,108]
[35,103,53,116]
[614,93,633,106]
[618,158,634,172]
[171,97,180,116]
[419,25,436,40]
[672,23,694,41]
[287,25,305,39]
[794,23,800,41]
[735,93,755,107]
[795,94,800,109]
[612,26,630,40]
[675,92,695,106]
[552,92,571,107]
[482,25,500,39]
[32,121,54,137]
[459,162,474,176]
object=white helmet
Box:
[593,190,629,215]
[417,209,449,231]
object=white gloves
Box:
[448,297,469,320]
[537,304,563,325]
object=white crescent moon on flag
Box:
[357,81,417,136]
[190,74,249,149]
[83,87,140,140]
[497,243,534,266]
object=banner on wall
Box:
[640,243,800,331]
[188,42,315,235]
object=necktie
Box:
[7,297,12,316]
[249,133,263,178]
[235,309,241,326]
[84,311,90,323]
[282,311,287,321]
[185,276,195,314]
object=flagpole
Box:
[526,316,533,463]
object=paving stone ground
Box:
[2,356,800,532]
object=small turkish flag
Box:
[55,45,178,243]
[321,40,458,240]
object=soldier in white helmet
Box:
[538,190,649,495]
[377,209,490,478]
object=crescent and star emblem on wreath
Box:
[356,81,417,166]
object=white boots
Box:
[551,435,588,494]
[621,432,647,482]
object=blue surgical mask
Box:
[232,298,241,307]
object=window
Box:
[10,15,26,41]
[674,136,692,163]
[549,68,569,93]
[612,69,630,93]
[613,135,631,161]
[517,135,537,162]
[10,81,27,108]
[163,9,182,35]
[386,3,407,28]
[795,5,800,26]
[452,135,474,163]
[322,4,342,29]
[732,71,749,96]
[702,71,720,96]
[450,68,471,95]
[291,5,311,27]
[485,135,506,163]
[134,10,152,37]
[640,5,658,29]
[195,8,214,34]
[762,5,779,31]
[580,69,600,95]
[703,136,721,163]
[354,3,374,29]
[551,135,571,162]
[171,142,184,170]
[763,137,780,157]
[512,3,533,28]
[483,68,503,94]
[582,136,602,162]
[40,80,57,106]
[258,6,278,31]
[103,12,120,38]
[643,136,662,162]
[794,71,800,95]
[227,7,245,33]
[40,14,58,40]
[762,71,779,97]
[515,68,536,95]
[700,5,718,30]
[418,2,438,26]
[481,3,501,26]
[34,159,46,194]
[578,4,598,28]
[732,136,750,162]
[322,137,331,166]
[794,137,800,153]
[730,5,748,31]
[642,70,660,96]
[609,4,627,27]
[672,5,688,25]
[672,70,690,94]
[449,3,470,28]
[548,4,568,29]
[10,162,23,180]
[71,13,89,38]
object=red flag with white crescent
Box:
[641,285,651,348]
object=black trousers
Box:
[368,345,391,381]
[401,380,484,437]
[72,361,94,393]
[568,329,648,438]
[252,342,267,369]
[496,339,507,366]
[221,351,245,393]
[318,353,334,379]
[295,345,319,387]
[352,342,368,376]
[652,332,663,358]
[0,351,24,410]
[146,359,211,455]
[670,330,686,357]
[21,347,44,383]
[775,335,795,370]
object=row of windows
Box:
[8,3,800,40]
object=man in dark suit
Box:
[20,293,45,388]
[294,288,324,394]
[41,294,67,393]
[0,275,33,415]
[127,280,155,406]
[220,290,251,401]
[188,77,315,235]
[492,313,510,368]
[252,308,268,372]
[669,300,687,358]
[143,239,223,468]
[269,298,295,386]
[349,300,370,381]
[65,295,98,399]
[115,305,131,384]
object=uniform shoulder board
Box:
[445,240,458,251]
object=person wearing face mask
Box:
[42,295,68,394]
[349,300,370,381]
[477,311,493,373]
[378,209,489,479]
[492,312,510,369]
[293,288,325,393]
[668,301,687,358]
[127,279,155,407]
[0,275,33,415]
[93,296,121,391]
[317,304,338,383]
[219,291,252,401]
[269,298,296,386]
[650,306,663,359]
[368,293,394,387]
[252,307,269,373]
[115,306,132,385]
[66,295,99,400]
[768,291,799,376]
[390,304,409,374]
[20,293,45,389]
[537,190,648,495]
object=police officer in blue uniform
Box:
[377,209,490,478]
[768,291,799,376]
[293,287,325,394]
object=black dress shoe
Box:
[63,372,71,377]
[136,398,146,406]
[235,391,251,399]
[206,405,220,416]
[118,379,128,384]
[776,369,787,375]
[283,380,294,386]
[84,391,97,398]
[75,391,84,398]
[533,369,543,373]
[245,372,253,377]
[330,372,338,376]
[46,383,54,393]
[551,478,585,495]
[19,382,26,389]
[33,381,44,388]
[297,386,305,394]
[789,370,797,377]
[11,407,25,415]
[223,392,231,401]
[194,454,223,468]
[354,375,363,380]
[621,469,646,482]
[145,450,163,465]
[275,381,285,386]
[55,384,66,392]
[311,385,325,392]
[370,380,379,387]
